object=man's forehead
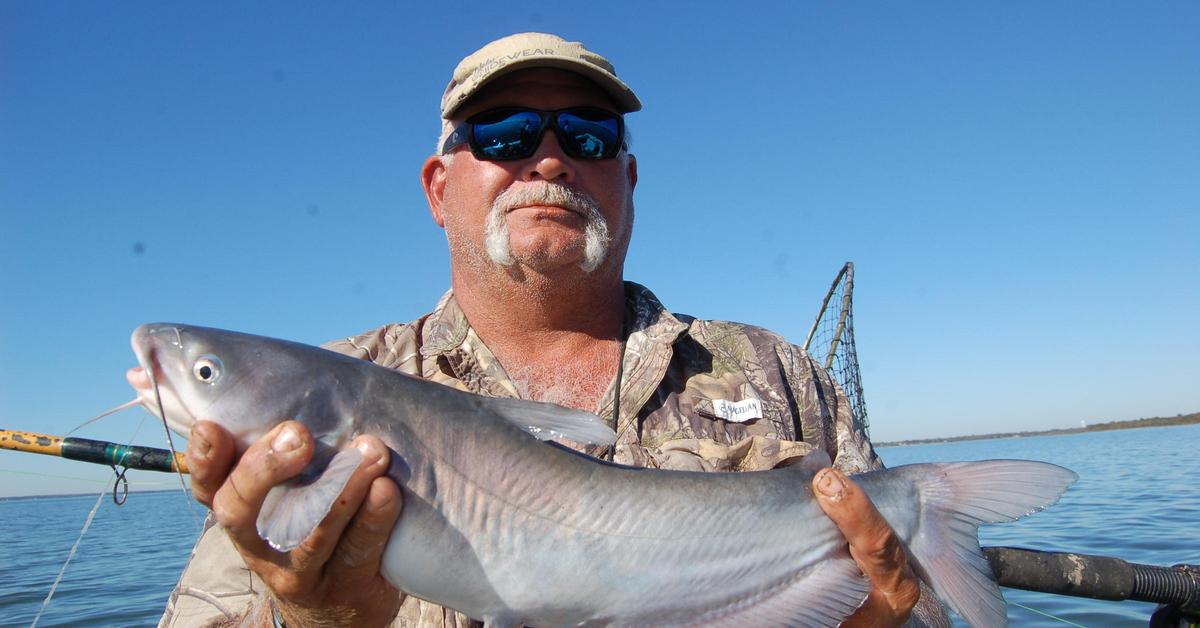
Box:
[457,68,618,116]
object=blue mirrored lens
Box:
[471,111,543,159]
[557,111,620,159]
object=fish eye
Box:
[192,355,223,384]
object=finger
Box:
[813,467,920,623]
[186,421,235,507]
[212,421,314,553]
[327,467,403,584]
[289,436,393,574]
[813,468,894,562]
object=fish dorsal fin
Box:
[485,397,617,446]
[796,449,833,477]
[256,446,364,551]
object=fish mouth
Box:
[129,324,196,437]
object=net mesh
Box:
[802,262,869,437]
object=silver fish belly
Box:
[131,323,1077,627]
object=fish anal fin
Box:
[485,397,617,446]
[700,553,870,627]
[256,446,364,551]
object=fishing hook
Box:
[110,464,130,505]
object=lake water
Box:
[879,424,1200,626]
[1,424,1196,627]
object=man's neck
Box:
[450,265,626,409]
[453,267,625,347]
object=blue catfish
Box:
[129,323,1075,627]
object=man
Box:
[161,33,941,627]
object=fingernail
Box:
[190,426,211,458]
[356,440,386,468]
[273,426,303,453]
[816,468,846,502]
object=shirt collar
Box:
[419,282,689,360]
[419,289,472,358]
[623,281,690,345]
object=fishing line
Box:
[29,486,108,628]
[133,366,201,526]
[61,397,153,502]
[145,360,194,504]
[32,385,202,623]
[0,468,111,484]
[0,468,176,485]
[34,411,155,621]
[1009,600,1087,627]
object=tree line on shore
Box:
[877,411,1200,448]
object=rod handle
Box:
[985,546,1200,610]
[0,428,189,474]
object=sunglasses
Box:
[441,107,625,161]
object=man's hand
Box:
[813,467,921,627]
[188,420,404,628]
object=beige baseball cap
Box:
[440,32,641,119]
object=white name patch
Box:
[712,398,763,423]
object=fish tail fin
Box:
[898,460,1076,627]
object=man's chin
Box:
[495,248,604,275]
[487,223,611,275]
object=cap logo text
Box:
[477,48,555,77]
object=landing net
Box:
[802,262,869,437]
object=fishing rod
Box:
[0,428,189,504]
[985,547,1199,624]
[3,429,1198,621]
[0,428,189,473]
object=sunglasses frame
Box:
[440,106,625,161]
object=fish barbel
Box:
[129,323,1076,627]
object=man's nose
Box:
[521,130,575,182]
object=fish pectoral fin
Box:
[256,446,365,551]
[485,397,617,446]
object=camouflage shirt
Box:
[159,282,883,628]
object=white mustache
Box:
[485,183,611,272]
[493,182,600,215]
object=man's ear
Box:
[626,153,638,190]
[422,155,448,227]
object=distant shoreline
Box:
[0,488,181,503]
[876,411,1200,448]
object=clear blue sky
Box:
[2,2,1197,497]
